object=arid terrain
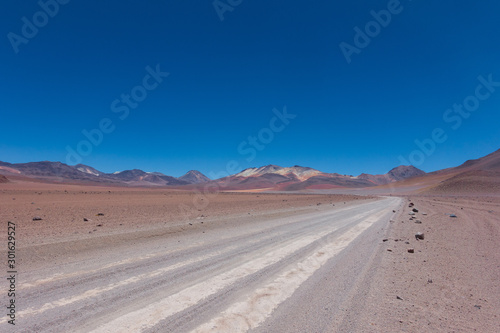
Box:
[1,150,500,332]
[357,195,500,332]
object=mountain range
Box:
[0,159,424,189]
[1,148,499,192]
[0,161,204,186]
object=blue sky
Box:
[1,0,500,177]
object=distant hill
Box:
[358,165,426,185]
[210,164,425,191]
[0,161,208,187]
[3,149,498,192]
[179,170,211,184]
[424,148,500,194]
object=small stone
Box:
[83,218,88,222]
[474,305,481,309]
[96,213,104,216]
[396,296,403,300]
[412,208,419,212]
[407,248,415,253]
[393,210,396,213]
[383,239,389,242]
[414,220,422,224]
[96,224,103,227]
[33,216,42,221]
[387,249,392,252]
[415,232,424,240]
[428,278,433,283]
[449,214,457,218]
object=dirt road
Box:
[5,196,401,332]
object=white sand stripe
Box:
[190,206,394,332]
[86,210,378,333]
[1,210,343,324]
[0,245,235,324]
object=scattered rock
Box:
[449,214,457,218]
[96,213,105,216]
[383,238,389,242]
[387,249,393,252]
[393,210,396,213]
[32,216,42,221]
[474,305,481,310]
[409,212,415,216]
[189,223,193,226]
[405,241,410,244]
[412,208,419,212]
[407,248,415,253]
[409,203,414,207]
[422,212,427,215]
[96,224,103,227]
[415,232,425,240]
[414,220,422,224]
[83,218,89,222]
[396,296,403,300]
[428,278,433,283]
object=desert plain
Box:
[0,177,499,332]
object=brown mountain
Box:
[3,149,497,192]
[212,164,425,191]
[0,161,205,186]
[358,165,425,185]
[424,148,500,194]
[178,170,211,184]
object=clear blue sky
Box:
[1,0,500,177]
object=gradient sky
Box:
[1,0,500,178]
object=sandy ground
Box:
[0,181,368,248]
[0,181,371,291]
[359,195,500,332]
[1,180,499,332]
[0,181,390,332]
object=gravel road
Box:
[8,197,401,332]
